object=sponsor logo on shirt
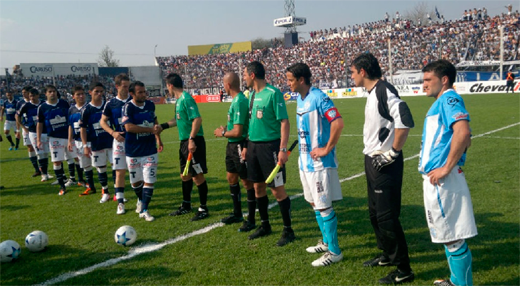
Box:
[452,112,468,120]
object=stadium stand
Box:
[156,8,519,91]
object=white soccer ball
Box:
[25,230,48,252]
[114,225,137,246]
[0,240,21,263]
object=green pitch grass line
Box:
[38,122,520,285]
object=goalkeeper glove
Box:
[371,147,401,171]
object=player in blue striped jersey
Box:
[67,86,90,191]
[122,81,163,221]
[16,86,41,176]
[286,63,344,267]
[420,60,477,286]
[100,74,132,214]
[20,88,52,181]
[1,90,20,150]
[80,82,114,203]
[37,85,74,195]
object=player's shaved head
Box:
[223,72,240,90]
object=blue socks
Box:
[322,209,340,255]
[445,241,472,286]
[315,210,327,243]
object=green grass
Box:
[0,93,519,285]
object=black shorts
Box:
[225,141,248,180]
[507,81,514,88]
[246,139,286,187]
[179,136,208,176]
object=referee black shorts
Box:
[246,139,286,188]
[225,140,248,180]
[179,136,208,176]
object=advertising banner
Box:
[188,42,252,55]
[20,63,98,77]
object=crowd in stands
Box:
[1,7,518,97]
[157,7,519,90]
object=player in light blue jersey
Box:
[286,63,344,267]
[122,81,163,221]
[421,60,477,286]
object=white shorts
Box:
[74,140,92,168]
[3,120,17,132]
[48,137,76,163]
[423,167,478,243]
[126,154,158,184]
[300,168,343,209]
[112,140,127,170]
[23,129,31,146]
[29,132,49,156]
[91,147,113,167]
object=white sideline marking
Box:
[39,122,519,285]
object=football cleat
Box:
[58,189,67,196]
[276,227,296,247]
[169,204,192,216]
[139,210,155,222]
[79,188,96,196]
[64,179,77,187]
[41,174,53,182]
[363,254,391,267]
[8,146,13,151]
[51,179,59,185]
[221,214,244,224]
[379,269,415,284]
[191,207,209,221]
[238,221,256,232]
[311,251,343,267]
[306,240,329,253]
[433,279,455,286]
[77,180,87,187]
[248,225,272,240]
[117,203,126,215]
[32,171,42,177]
[100,193,110,204]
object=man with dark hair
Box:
[100,73,132,214]
[16,86,41,176]
[68,86,90,191]
[350,53,415,284]
[21,88,52,181]
[122,81,163,221]
[286,62,344,265]
[81,82,113,203]
[1,90,20,150]
[421,60,477,286]
[241,61,295,247]
[159,73,211,221]
[213,72,256,231]
[37,85,73,195]
[506,71,515,93]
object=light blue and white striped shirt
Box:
[419,89,470,174]
[296,87,342,172]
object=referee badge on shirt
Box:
[227,114,230,122]
[256,109,263,119]
[176,113,180,120]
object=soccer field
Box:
[0,93,518,285]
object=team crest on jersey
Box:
[447,97,459,106]
[304,102,311,110]
[256,110,263,119]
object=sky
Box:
[0,0,515,75]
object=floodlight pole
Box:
[388,38,393,84]
[499,25,504,80]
